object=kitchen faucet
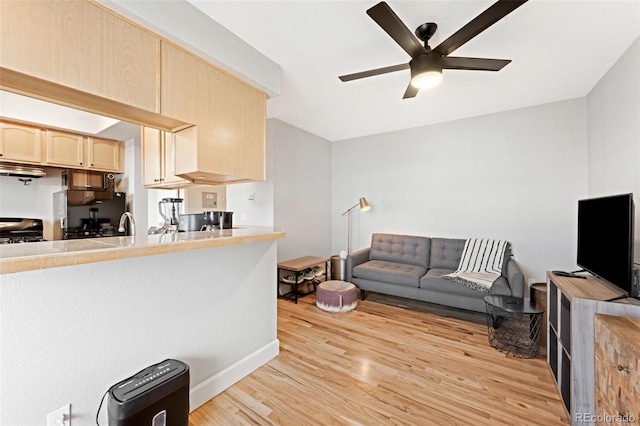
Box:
[118,212,136,236]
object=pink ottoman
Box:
[316,280,358,312]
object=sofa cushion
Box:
[429,238,466,270]
[420,268,512,296]
[370,233,431,268]
[353,260,426,288]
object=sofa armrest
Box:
[506,258,525,298]
[346,248,370,282]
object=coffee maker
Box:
[203,211,234,230]
[155,198,183,234]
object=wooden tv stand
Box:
[546,271,640,425]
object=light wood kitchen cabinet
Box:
[0,121,43,164]
[2,3,266,184]
[0,0,160,114]
[45,130,85,168]
[142,127,192,188]
[160,42,266,184]
[44,130,124,173]
[87,137,124,172]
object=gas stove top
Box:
[64,225,121,239]
[0,218,45,244]
[0,235,46,244]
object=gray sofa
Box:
[346,233,525,313]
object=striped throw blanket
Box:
[443,239,508,292]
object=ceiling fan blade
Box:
[443,57,511,71]
[403,84,419,99]
[339,63,409,82]
[367,2,427,58]
[434,0,527,57]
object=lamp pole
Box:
[343,203,359,254]
[341,197,371,254]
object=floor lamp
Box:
[342,197,371,253]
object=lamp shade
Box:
[359,197,371,212]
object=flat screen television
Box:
[577,193,636,298]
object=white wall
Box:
[271,119,332,262]
[332,98,589,282]
[183,185,227,214]
[0,240,278,425]
[587,37,640,262]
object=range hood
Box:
[0,163,46,178]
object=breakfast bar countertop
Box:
[0,226,286,275]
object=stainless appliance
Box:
[62,169,115,192]
[204,211,233,230]
[0,218,45,243]
[53,190,126,239]
[0,163,46,178]
[153,198,183,234]
[178,214,206,232]
[107,359,189,426]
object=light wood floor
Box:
[189,293,569,425]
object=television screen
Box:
[577,193,634,296]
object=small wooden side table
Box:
[277,256,329,303]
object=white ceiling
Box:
[189,0,640,142]
[0,91,120,135]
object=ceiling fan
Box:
[339,0,528,98]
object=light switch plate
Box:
[47,404,70,426]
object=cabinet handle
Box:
[617,364,630,373]
[79,162,83,165]
[0,153,3,156]
[91,163,94,167]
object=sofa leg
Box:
[360,289,366,300]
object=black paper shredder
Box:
[107,359,189,426]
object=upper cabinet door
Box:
[161,42,266,183]
[141,126,163,186]
[0,121,43,163]
[141,126,192,188]
[87,137,124,172]
[0,1,159,113]
[45,130,84,168]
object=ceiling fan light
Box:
[409,52,443,90]
[411,70,442,89]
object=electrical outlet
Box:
[47,404,70,426]
[240,213,247,221]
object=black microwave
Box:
[62,169,115,191]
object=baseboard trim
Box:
[189,339,280,411]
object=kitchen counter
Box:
[0,226,285,274]
[1,225,282,423]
